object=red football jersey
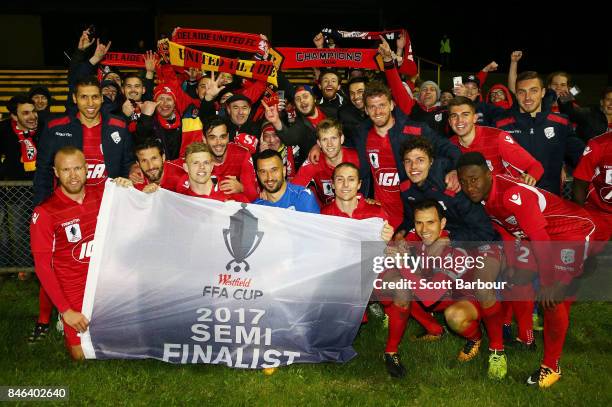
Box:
[321,195,388,220]
[174,174,248,202]
[572,131,612,214]
[81,122,108,186]
[134,159,186,192]
[293,147,360,205]
[212,143,258,201]
[366,128,403,228]
[30,185,104,313]
[483,175,605,284]
[450,126,543,181]
[484,175,597,241]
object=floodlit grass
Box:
[1,277,611,406]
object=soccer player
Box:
[204,118,259,202]
[34,77,134,206]
[400,138,507,379]
[492,71,585,196]
[30,147,132,360]
[457,151,609,388]
[447,95,545,346]
[173,142,248,202]
[322,162,410,378]
[408,200,485,367]
[447,96,543,185]
[254,149,320,214]
[572,131,612,233]
[132,138,185,193]
[293,119,360,205]
[353,81,461,231]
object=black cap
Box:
[224,93,251,105]
[464,75,481,88]
[28,86,51,100]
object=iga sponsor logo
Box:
[86,159,107,184]
[376,169,399,188]
[72,234,95,263]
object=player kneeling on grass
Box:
[30,147,132,360]
[407,200,486,364]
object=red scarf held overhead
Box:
[101,53,146,68]
[275,48,384,70]
[11,120,37,172]
[172,28,267,55]
[321,28,402,41]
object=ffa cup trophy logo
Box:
[223,204,264,272]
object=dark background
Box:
[0,1,609,76]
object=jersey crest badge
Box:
[369,152,379,169]
[111,131,121,144]
[65,223,82,243]
[560,248,575,265]
[544,127,555,139]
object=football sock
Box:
[481,301,504,351]
[385,303,410,353]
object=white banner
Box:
[80,181,384,367]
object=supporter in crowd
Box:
[559,86,612,141]
[258,123,297,180]
[338,77,369,145]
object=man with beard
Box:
[338,77,369,146]
[30,147,132,359]
[1,95,39,180]
[28,86,52,128]
[203,118,259,202]
[132,138,185,193]
[352,81,461,230]
[254,149,319,213]
[263,86,337,169]
[1,95,38,283]
[293,118,360,205]
[317,69,345,118]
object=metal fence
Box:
[0,181,34,274]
